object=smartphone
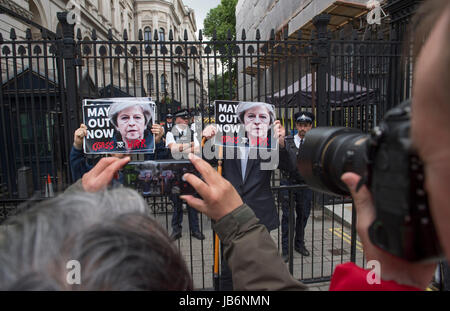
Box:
[122,160,198,196]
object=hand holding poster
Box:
[83,98,156,154]
[214,100,278,149]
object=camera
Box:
[122,160,198,196]
[297,100,443,262]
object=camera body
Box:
[297,101,442,262]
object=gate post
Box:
[312,14,330,127]
[57,12,79,140]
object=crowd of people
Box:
[0,0,449,291]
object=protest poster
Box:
[214,100,278,149]
[82,98,156,154]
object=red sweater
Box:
[329,262,421,291]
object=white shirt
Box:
[238,146,250,181]
[165,124,200,148]
[294,135,305,149]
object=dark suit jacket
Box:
[220,146,293,231]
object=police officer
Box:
[165,109,204,240]
[164,113,174,134]
[280,111,315,261]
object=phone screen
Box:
[122,160,197,196]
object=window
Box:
[147,73,154,94]
[161,74,167,92]
[159,28,165,41]
[144,26,151,41]
[110,0,115,24]
[121,13,124,33]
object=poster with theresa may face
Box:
[82,98,156,154]
[214,100,278,150]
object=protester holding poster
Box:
[202,100,296,290]
[71,97,165,182]
[70,122,165,182]
[108,101,155,153]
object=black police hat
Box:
[174,109,189,118]
[294,111,314,124]
[166,113,173,118]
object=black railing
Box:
[0,10,411,289]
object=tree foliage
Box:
[208,69,237,101]
[203,0,238,41]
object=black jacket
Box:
[219,145,294,231]
[280,135,304,183]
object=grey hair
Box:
[108,101,155,128]
[236,102,275,124]
[0,188,192,290]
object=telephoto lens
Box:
[297,127,369,196]
[296,101,443,262]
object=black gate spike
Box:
[138,29,143,41]
[0,33,3,44]
[10,28,16,40]
[108,29,113,40]
[284,28,288,40]
[241,29,246,41]
[212,29,217,41]
[169,29,174,41]
[297,30,302,40]
[227,29,232,41]
[377,29,384,40]
[42,29,48,40]
[92,29,97,41]
[184,29,188,41]
[270,29,275,40]
[198,30,202,41]
[25,28,32,40]
[256,29,260,40]
[123,29,128,41]
[339,28,345,40]
[76,28,82,40]
[154,29,158,41]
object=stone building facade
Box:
[0,0,208,113]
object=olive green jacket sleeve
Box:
[63,179,85,194]
[213,204,307,291]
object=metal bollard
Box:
[17,167,34,199]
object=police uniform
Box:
[280,111,314,259]
[166,109,204,240]
[163,113,174,134]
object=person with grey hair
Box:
[108,101,155,152]
[236,102,276,147]
[0,157,193,290]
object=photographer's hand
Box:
[341,172,436,290]
[181,153,243,221]
[82,157,130,192]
